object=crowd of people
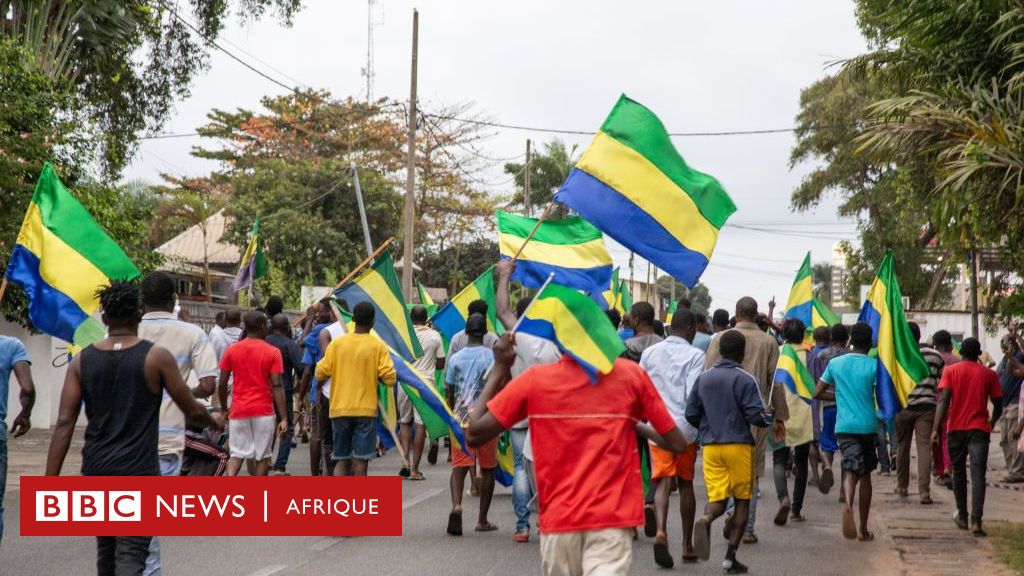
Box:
[0,263,1022,576]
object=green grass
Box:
[990,522,1024,574]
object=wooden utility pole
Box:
[524,139,532,216]
[401,9,419,299]
[968,247,980,336]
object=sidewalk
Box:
[870,431,1023,576]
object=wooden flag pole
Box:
[511,201,555,262]
[296,237,395,326]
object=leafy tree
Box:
[656,276,713,317]
[789,72,951,308]
[188,92,404,307]
[417,239,499,298]
[0,0,305,178]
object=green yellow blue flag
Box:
[335,252,422,361]
[518,282,625,381]
[494,431,515,487]
[232,217,269,293]
[783,252,840,332]
[430,266,504,340]
[4,163,139,349]
[497,211,612,293]
[555,95,736,287]
[775,344,815,401]
[857,250,930,419]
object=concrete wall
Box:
[2,319,71,430]
[905,310,1009,358]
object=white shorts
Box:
[396,386,422,426]
[229,415,276,460]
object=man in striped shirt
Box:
[138,272,219,575]
[894,323,943,504]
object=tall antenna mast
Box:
[363,0,382,101]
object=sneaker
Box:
[724,559,749,574]
[774,498,791,526]
[1001,474,1024,484]
[653,534,674,569]
[427,442,439,465]
[790,512,806,523]
[513,531,530,543]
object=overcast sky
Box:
[125,0,868,313]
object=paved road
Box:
[3,435,901,575]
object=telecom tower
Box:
[363,0,384,101]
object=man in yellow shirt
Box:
[315,301,397,476]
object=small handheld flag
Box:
[774,344,815,401]
[515,274,625,381]
[430,266,504,341]
[783,252,840,333]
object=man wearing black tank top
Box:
[45,281,221,576]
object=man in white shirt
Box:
[496,259,562,543]
[640,308,706,568]
[138,272,219,575]
[400,305,446,479]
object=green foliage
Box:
[656,276,712,317]
[188,93,404,308]
[789,71,952,309]
[417,240,499,298]
[0,0,304,178]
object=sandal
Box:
[409,471,425,481]
[857,530,875,542]
[475,521,499,532]
[653,537,674,569]
[971,525,987,537]
[447,511,463,536]
[681,554,699,564]
[741,532,758,544]
[513,531,529,543]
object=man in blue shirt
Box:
[445,314,497,536]
[814,322,878,542]
[806,325,831,488]
[0,334,35,546]
[996,331,1024,483]
[297,299,334,476]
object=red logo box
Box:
[21,476,402,536]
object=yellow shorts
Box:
[702,443,754,502]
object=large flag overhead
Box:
[783,252,841,332]
[430,266,504,341]
[231,217,269,293]
[775,344,816,401]
[857,250,930,419]
[497,211,613,293]
[554,95,736,287]
[335,251,422,362]
[518,282,625,381]
[4,163,139,348]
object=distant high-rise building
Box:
[831,242,850,311]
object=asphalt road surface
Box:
[2,440,901,576]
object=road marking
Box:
[403,487,443,510]
[247,565,286,576]
[308,538,340,551]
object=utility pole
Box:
[968,247,980,336]
[401,9,419,299]
[524,139,532,216]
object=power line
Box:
[424,112,840,138]
[159,1,299,93]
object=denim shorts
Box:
[331,417,377,461]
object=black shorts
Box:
[837,433,878,475]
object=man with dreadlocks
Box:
[45,281,222,576]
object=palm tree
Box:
[154,177,228,301]
[812,263,832,306]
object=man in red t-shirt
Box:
[932,337,1003,536]
[217,311,288,476]
[467,333,687,576]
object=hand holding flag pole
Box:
[295,237,395,326]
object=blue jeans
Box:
[144,454,181,575]
[0,426,7,548]
[510,428,533,533]
[273,391,295,471]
